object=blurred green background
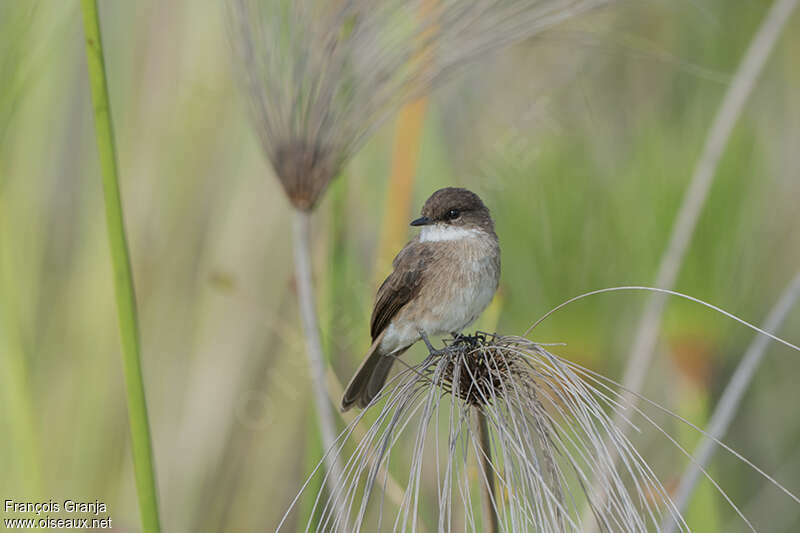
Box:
[1,1,799,531]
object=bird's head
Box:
[411,187,495,241]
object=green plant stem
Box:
[475,407,499,533]
[79,2,161,532]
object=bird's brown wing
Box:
[370,240,432,340]
[342,240,431,412]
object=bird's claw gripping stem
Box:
[419,330,448,356]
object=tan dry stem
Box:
[292,210,348,527]
[475,406,500,533]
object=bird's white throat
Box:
[419,225,481,243]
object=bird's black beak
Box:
[410,216,432,227]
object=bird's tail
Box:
[341,331,406,411]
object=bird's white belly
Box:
[419,274,495,334]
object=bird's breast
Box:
[423,242,499,333]
[383,235,499,352]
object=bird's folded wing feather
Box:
[370,240,432,340]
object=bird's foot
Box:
[418,330,451,356]
[419,330,496,357]
[473,330,499,343]
[449,331,491,347]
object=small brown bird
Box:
[341,187,501,411]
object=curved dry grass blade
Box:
[580,0,800,525]
[524,284,800,516]
[662,271,800,532]
[525,286,800,354]
[565,360,800,532]
[616,0,799,402]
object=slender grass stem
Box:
[619,0,800,406]
[475,407,499,533]
[79,2,161,531]
[583,0,799,526]
[662,271,800,533]
[292,210,348,526]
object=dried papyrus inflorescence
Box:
[229,0,612,210]
[289,334,692,532]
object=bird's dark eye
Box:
[446,209,460,220]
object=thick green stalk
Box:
[79,2,161,532]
